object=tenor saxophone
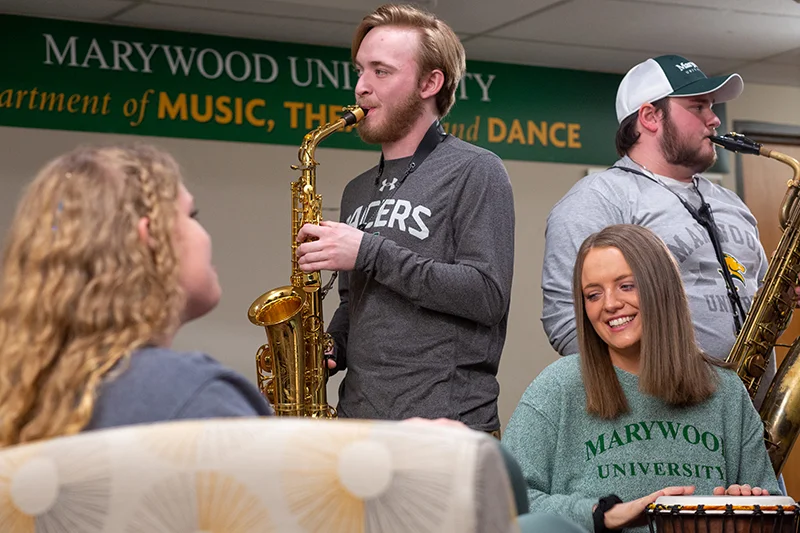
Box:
[711,132,800,474]
[248,105,367,417]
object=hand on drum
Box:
[712,484,769,496]
[601,485,696,530]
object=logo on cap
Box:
[675,61,699,73]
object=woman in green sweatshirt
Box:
[502,224,779,533]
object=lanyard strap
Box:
[376,119,447,182]
[357,120,447,231]
[321,121,447,297]
[610,165,747,334]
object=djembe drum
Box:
[646,496,799,533]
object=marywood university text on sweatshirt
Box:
[501,355,780,533]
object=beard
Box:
[660,115,717,173]
[358,90,425,145]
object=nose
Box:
[707,109,721,129]
[355,73,371,98]
[603,292,623,312]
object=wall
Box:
[728,83,800,127]
[721,83,800,192]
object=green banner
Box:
[0,14,728,171]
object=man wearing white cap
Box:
[541,54,776,408]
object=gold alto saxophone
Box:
[711,132,800,474]
[248,105,367,417]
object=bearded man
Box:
[295,4,515,435]
[540,54,778,408]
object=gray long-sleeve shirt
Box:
[85,347,273,432]
[327,134,515,431]
[541,156,775,406]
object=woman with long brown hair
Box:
[502,224,778,533]
[0,144,272,447]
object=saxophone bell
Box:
[249,286,307,417]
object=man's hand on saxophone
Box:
[296,220,364,272]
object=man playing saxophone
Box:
[541,55,782,409]
[295,3,515,435]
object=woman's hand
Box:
[713,484,769,496]
[601,485,696,529]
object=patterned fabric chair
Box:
[0,418,521,533]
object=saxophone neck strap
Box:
[357,120,446,233]
[375,120,447,183]
[610,164,747,334]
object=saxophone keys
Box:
[746,354,767,377]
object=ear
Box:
[419,69,445,101]
[137,217,155,248]
[638,103,664,134]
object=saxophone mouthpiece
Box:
[342,105,368,126]
[709,132,762,155]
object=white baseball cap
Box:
[615,54,743,123]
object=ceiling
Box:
[2,0,800,87]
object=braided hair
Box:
[0,144,184,445]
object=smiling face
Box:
[581,246,642,366]
[354,25,426,145]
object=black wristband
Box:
[592,494,623,533]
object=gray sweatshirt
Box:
[85,346,273,432]
[327,134,515,431]
[502,355,780,533]
[541,157,775,406]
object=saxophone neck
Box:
[711,132,800,227]
[296,105,367,169]
[763,147,800,228]
[765,149,800,183]
[711,132,800,178]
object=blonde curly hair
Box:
[0,144,184,446]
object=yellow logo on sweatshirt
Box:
[721,253,746,286]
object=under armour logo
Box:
[379,177,398,192]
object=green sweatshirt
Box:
[501,355,780,533]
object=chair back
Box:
[0,418,520,532]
